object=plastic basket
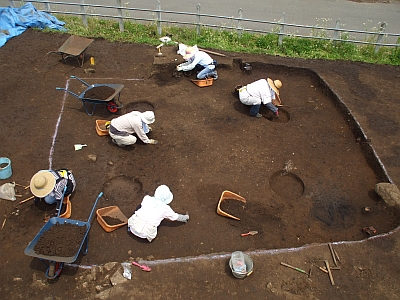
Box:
[216,190,247,220]
[191,78,214,87]
[95,120,110,136]
[96,206,128,232]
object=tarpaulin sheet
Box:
[0,2,66,48]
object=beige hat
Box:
[267,78,282,95]
[30,170,56,198]
[183,47,196,60]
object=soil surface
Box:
[34,223,87,257]
[0,29,400,299]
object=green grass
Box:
[51,15,400,66]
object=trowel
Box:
[132,261,151,272]
[241,231,258,237]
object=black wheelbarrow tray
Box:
[24,192,103,279]
[56,76,124,116]
[47,35,94,67]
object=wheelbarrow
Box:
[46,35,94,67]
[56,76,124,116]
[24,192,103,279]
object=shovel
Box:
[241,231,258,237]
[132,261,151,272]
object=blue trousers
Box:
[250,102,278,116]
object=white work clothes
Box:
[128,195,179,242]
[110,111,151,144]
[179,51,215,72]
[239,79,276,106]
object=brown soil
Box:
[102,215,123,226]
[219,199,246,220]
[84,86,115,100]
[34,223,86,257]
[0,29,400,299]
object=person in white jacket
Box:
[109,111,158,147]
[176,47,218,80]
[128,185,189,242]
[238,78,282,118]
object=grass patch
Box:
[53,15,400,66]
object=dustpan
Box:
[191,78,214,87]
[217,190,247,220]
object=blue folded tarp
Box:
[0,2,66,48]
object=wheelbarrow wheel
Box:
[107,101,118,113]
[46,261,63,279]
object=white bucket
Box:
[229,252,254,279]
[0,157,12,179]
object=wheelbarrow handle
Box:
[87,192,103,224]
[71,75,91,87]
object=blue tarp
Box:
[0,3,66,48]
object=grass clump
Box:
[54,15,399,66]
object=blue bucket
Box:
[0,157,12,179]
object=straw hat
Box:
[30,170,56,198]
[267,78,282,95]
[141,111,155,124]
[183,47,196,60]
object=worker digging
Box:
[108,110,158,147]
[176,46,218,80]
[238,78,282,118]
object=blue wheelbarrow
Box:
[56,76,124,116]
[24,192,103,279]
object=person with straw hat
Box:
[238,78,282,118]
[30,169,76,205]
[176,46,218,80]
[109,111,158,147]
[128,185,189,242]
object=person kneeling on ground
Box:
[128,185,189,242]
[238,78,282,118]
[109,111,158,147]
[176,47,218,80]
[30,169,76,204]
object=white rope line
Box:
[65,225,399,270]
[48,79,70,170]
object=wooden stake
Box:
[334,249,341,264]
[324,260,335,285]
[197,47,226,57]
[280,262,309,276]
[14,183,29,189]
[328,243,338,266]
[19,195,35,205]
[1,218,6,230]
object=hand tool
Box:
[132,261,151,272]
[280,262,310,276]
[241,231,258,236]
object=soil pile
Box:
[34,223,86,257]
[84,86,115,100]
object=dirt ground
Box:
[0,29,400,299]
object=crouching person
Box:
[109,111,158,147]
[128,185,189,242]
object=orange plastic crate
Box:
[96,206,128,232]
